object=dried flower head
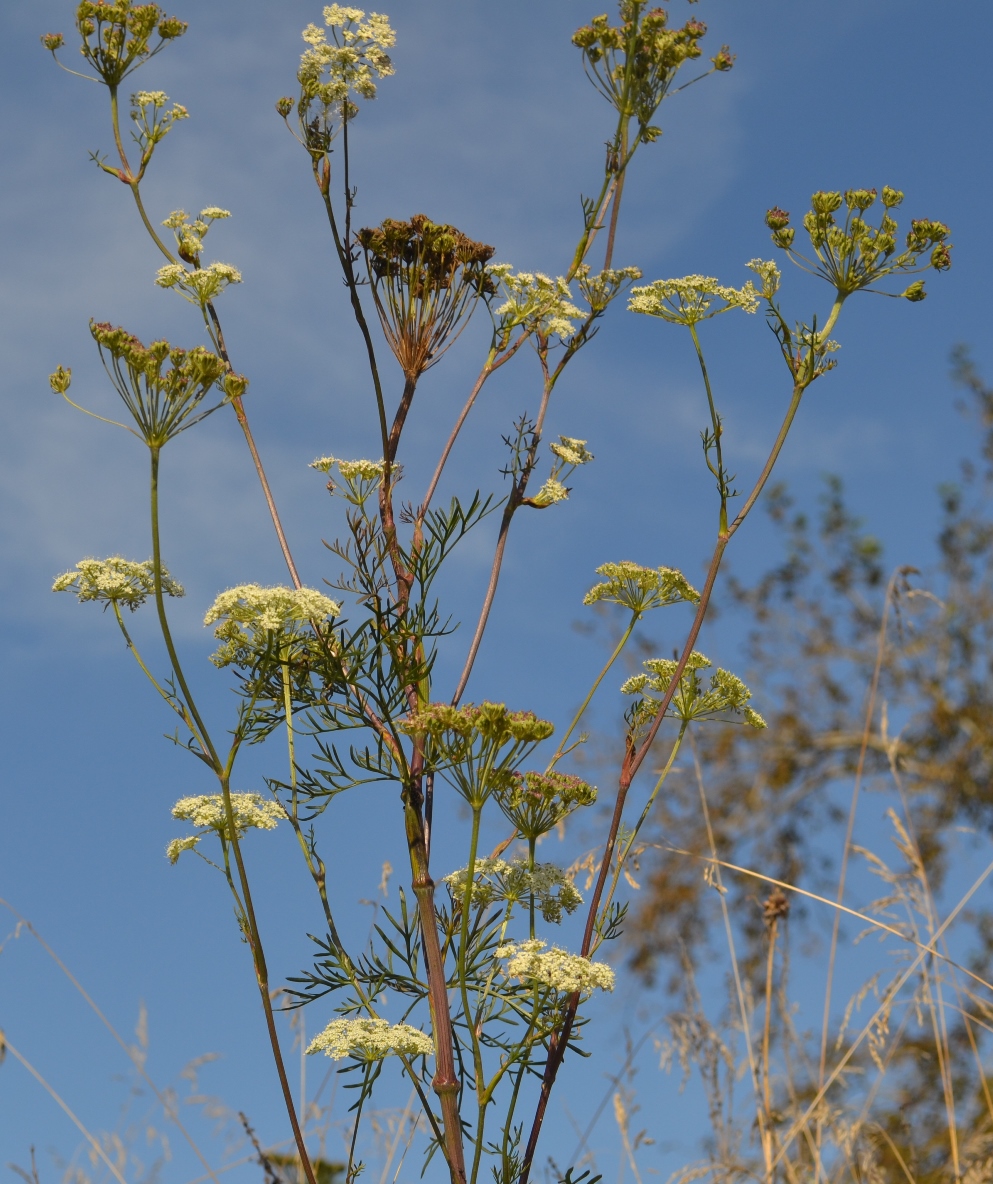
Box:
[497,939,614,995]
[204,584,341,668]
[53,556,183,610]
[628,274,759,325]
[88,322,227,447]
[306,1017,433,1062]
[357,215,496,378]
[583,561,700,614]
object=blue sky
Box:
[2,0,992,1180]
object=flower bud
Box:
[640,124,662,143]
[811,191,843,215]
[571,25,598,49]
[902,280,927,302]
[844,188,876,212]
[765,207,790,231]
[275,96,294,118]
[772,227,795,249]
[41,32,65,51]
[930,243,952,271]
[711,45,735,70]
[49,365,72,394]
[881,186,904,208]
[223,373,250,401]
[157,17,188,39]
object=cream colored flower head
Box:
[155,261,242,306]
[204,584,341,667]
[497,940,614,994]
[746,258,781,298]
[622,651,767,729]
[444,858,583,924]
[309,455,386,505]
[549,436,594,467]
[297,6,396,115]
[583,561,699,614]
[491,268,584,341]
[53,557,184,612]
[166,792,284,863]
[306,1017,433,1062]
[531,478,569,507]
[628,274,759,325]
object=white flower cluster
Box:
[155,262,242,306]
[166,792,284,863]
[531,478,569,507]
[549,436,594,467]
[309,455,386,506]
[628,274,760,325]
[746,258,781,298]
[489,266,584,341]
[306,1017,433,1061]
[129,92,188,151]
[52,557,184,611]
[583,561,699,614]
[497,940,614,994]
[444,858,583,924]
[299,6,396,109]
[204,583,340,667]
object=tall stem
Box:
[149,448,317,1184]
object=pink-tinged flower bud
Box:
[765,207,790,231]
[711,45,735,70]
[41,32,65,51]
[684,19,707,37]
[931,243,952,271]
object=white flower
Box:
[309,455,386,505]
[53,557,184,611]
[155,261,242,306]
[497,940,614,994]
[549,436,594,467]
[746,258,781,298]
[204,583,340,667]
[628,275,760,325]
[199,207,232,221]
[531,478,568,507]
[444,858,583,923]
[167,793,284,863]
[491,268,583,340]
[306,1017,433,1061]
[132,90,169,107]
[583,561,699,612]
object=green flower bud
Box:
[640,124,662,143]
[881,186,904,208]
[275,96,294,118]
[222,372,249,401]
[49,365,72,394]
[902,280,927,302]
[157,17,188,39]
[811,190,843,215]
[711,44,734,71]
[772,227,795,249]
[844,188,877,212]
[571,25,598,49]
[41,32,65,51]
[931,243,952,271]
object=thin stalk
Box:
[149,447,317,1184]
[545,611,639,774]
[762,917,779,1178]
[602,120,629,270]
[688,322,727,532]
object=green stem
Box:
[545,611,639,773]
[688,322,728,534]
[148,446,318,1184]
